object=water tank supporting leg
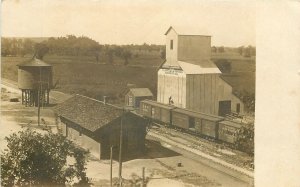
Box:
[21,90,24,105]
[47,89,50,105]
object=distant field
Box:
[1,56,159,104]
[1,53,255,104]
[213,53,256,94]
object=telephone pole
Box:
[110,146,113,187]
[118,109,124,186]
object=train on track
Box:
[139,99,243,145]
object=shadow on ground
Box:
[108,139,181,162]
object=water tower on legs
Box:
[17,58,53,107]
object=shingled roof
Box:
[54,94,124,132]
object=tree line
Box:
[1,36,164,65]
[211,45,256,57]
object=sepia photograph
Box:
[0,0,267,186]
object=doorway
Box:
[218,100,231,117]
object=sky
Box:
[1,0,256,47]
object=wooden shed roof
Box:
[128,88,153,97]
[54,94,125,132]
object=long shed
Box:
[54,94,147,160]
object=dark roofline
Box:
[157,59,166,71]
[218,76,243,102]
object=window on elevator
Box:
[170,40,173,50]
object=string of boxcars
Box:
[139,99,243,145]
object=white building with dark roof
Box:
[157,26,243,116]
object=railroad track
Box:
[2,78,254,185]
[147,133,254,185]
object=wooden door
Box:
[218,100,231,117]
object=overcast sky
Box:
[1,0,255,47]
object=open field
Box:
[1,53,255,105]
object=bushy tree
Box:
[160,48,166,60]
[1,129,89,186]
[122,50,132,65]
[234,90,255,112]
[235,124,254,156]
[35,43,49,60]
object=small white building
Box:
[157,26,243,116]
[125,88,153,108]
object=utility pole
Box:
[37,67,42,126]
[142,167,145,187]
[118,109,124,187]
[110,146,113,187]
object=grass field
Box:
[1,53,255,104]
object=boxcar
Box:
[172,109,190,129]
[172,108,224,139]
[218,120,242,144]
[139,100,174,124]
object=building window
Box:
[170,40,173,50]
[236,103,240,113]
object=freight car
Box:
[139,100,243,145]
[172,108,224,139]
[218,120,242,144]
[139,100,175,125]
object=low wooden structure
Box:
[125,88,153,108]
[54,94,147,160]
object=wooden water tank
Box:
[17,58,53,90]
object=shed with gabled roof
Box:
[54,94,147,160]
[125,88,153,108]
